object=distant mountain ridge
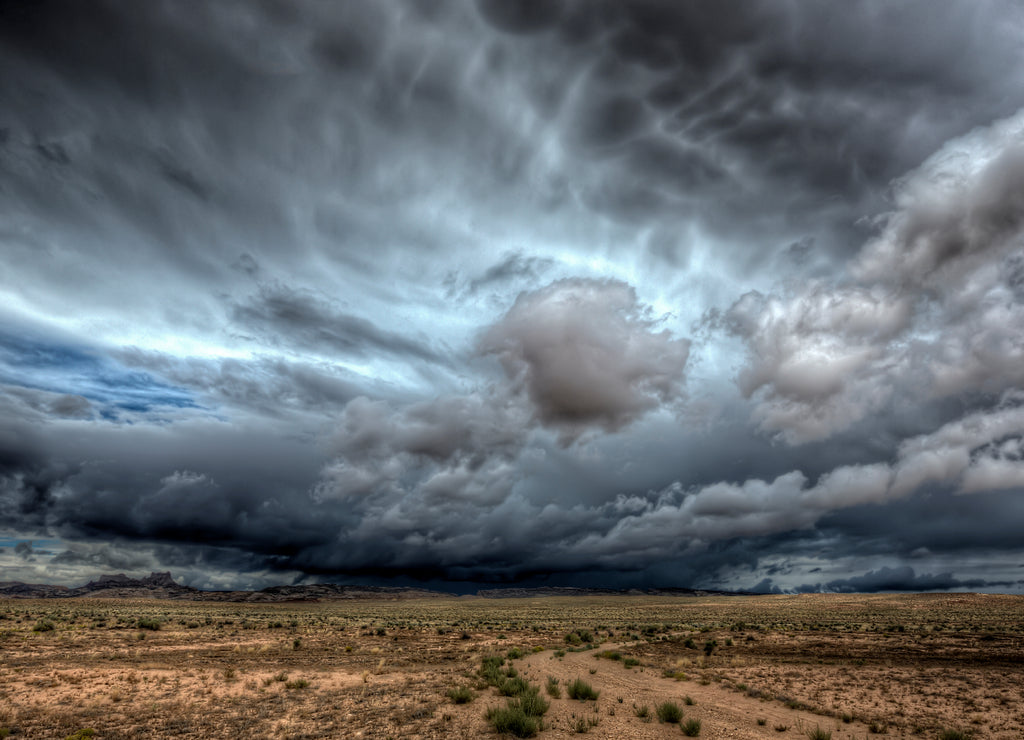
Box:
[0,572,201,600]
[0,573,742,601]
[474,586,738,598]
[0,572,452,601]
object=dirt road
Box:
[489,643,877,739]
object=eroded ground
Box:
[0,593,1021,739]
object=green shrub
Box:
[499,676,533,697]
[480,655,506,686]
[485,705,541,738]
[938,732,973,740]
[284,678,310,689]
[566,678,599,701]
[634,704,651,720]
[657,701,683,723]
[703,639,717,656]
[682,718,702,736]
[564,629,593,645]
[32,619,55,633]
[546,676,561,698]
[507,647,525,659]
[64,731,95,740]
[446,686,474,704]
[806,728,831,740]
[623,657,640,668]
[136,618,160,631]
[514,690,550,717]
[683,695,694,706]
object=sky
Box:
[2,0,1024,594]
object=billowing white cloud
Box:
[723,286,912,442]
[726,108,1024,443]
[855,116,1024,287]
[480,278,690,441]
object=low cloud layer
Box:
[796,566,1022,594]
[2,1,1024,592]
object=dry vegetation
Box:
[0,593,1021,739]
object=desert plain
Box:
[0,592,1021,739]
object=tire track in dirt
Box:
[510,643,878,739]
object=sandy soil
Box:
[0,593,1020,739]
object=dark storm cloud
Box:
[3,0,1024,591]
[529,0,1024,263]
[115,349,366,420]
[0,413,333,563]
[797,566,1017,594]
[456,251,557,298]
[816,486,1024,559]
[229,358,359,415]
[476,0,564,35]
[231,284,446,367]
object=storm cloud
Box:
[2,1,1024,592]
[480,278,689,440]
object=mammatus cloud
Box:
[480,279,689,441]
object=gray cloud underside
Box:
[2,1,1024,590]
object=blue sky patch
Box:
[0,330,197,416]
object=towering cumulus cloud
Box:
[481,279,689,441]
